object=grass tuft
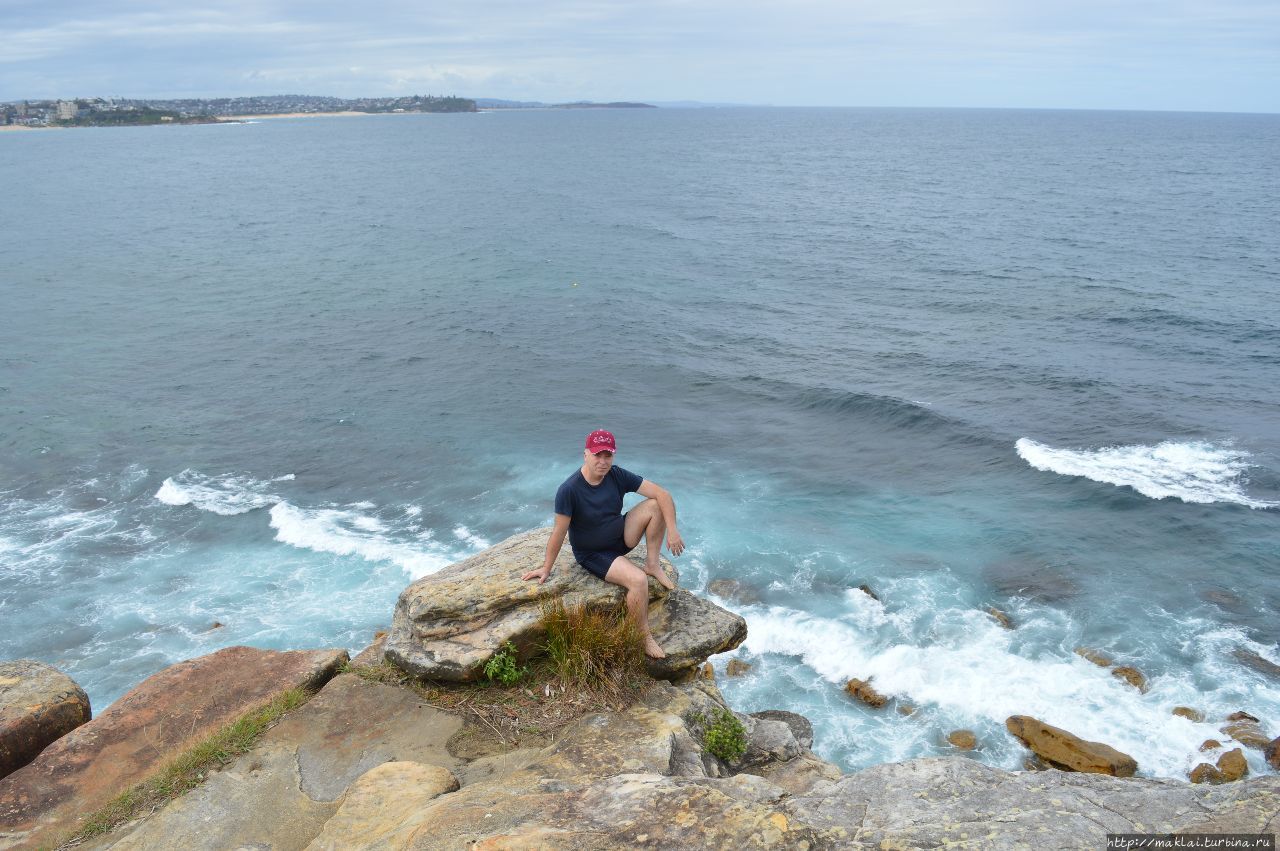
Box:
[539,598,646,700]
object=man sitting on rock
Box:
[522,429,683,659]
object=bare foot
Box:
[645,562,676,591]
[643,635,667,659]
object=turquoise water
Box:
[1,108,1278,779]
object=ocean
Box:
[1,107,1277,781]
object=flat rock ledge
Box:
[385,528,746,682]
[0,661,90,781]
[0,645,347,851]
[83,675,1280,851]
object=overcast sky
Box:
[3,0,1277,112]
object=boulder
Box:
[1201,739,1222,751]
[305,762,459,851]
[1111,665,1148,692]
[1075,647,1113,667]
[947,730,977,750]
[1233,648,1280,680]
[897,702,917,716]
[0,660,90,780]
[750,710,814,751]
[707,578,762,606]
[1005,715,1137,776]
[985,607,1013,629]
[643,589,748,681]
[1217,748,1248,782]
[1221,714,1271,751]
[1189,763,1225,784]
[0,645,346,851]
[844,678,887,708]
[725,659,751,677]
[384,529,744,683]
[1173,706,1204,722]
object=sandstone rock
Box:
[697,662,714,681]
[1233,648,1280,680]
[724,658,751,677]
[1112,665,1149,692]
[1173,706,1204,722]
[0,646,346,850]
[643,589,748,681]
[0,660,90,780]
[741,751,843,796]
[1266,736,1280,771]
[386,529,741,683]
[350,629,388,667]
[844,678,887,708]
[896,702,916,716]
[1075,646,1113,667]
[1221,715,1271,750]
[94,673,464,850]
[305,761,459,851]
[707,578,762,605]
[1189,763,1224,784]
[736,715,801,769]
[856,584,879,601]
[750,710,814,751]
[1201,739,1222,751]
[1005,715,1137,776]
[946,730,977,750]
[985,606,1013,629]
[1217,748,1248,782]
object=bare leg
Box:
[623,499,676,590]
[603,556,665,658]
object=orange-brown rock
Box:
[1216,748,1248,782]
[1264,736,1279,770]
[896,702,917,716]
[0,661,90,781]
[1200,739,1222,751]
[1111,666,1148,692]
[985,607,1013,629]
[1005,715,1137,776]
[725,659,751,677]
[697,662,715,681]
[1075,647,1113,667]
[0,645,347,850]
[947,730,977,750]
[1189,763,1224,784]
[1221,713,1271,750]
[1172,706,1204,722]
[844,678,887,709]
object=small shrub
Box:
[484,641,525,685]
[698,707,747,762]
[539,599,644,696]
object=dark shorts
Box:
[573,530,635,580]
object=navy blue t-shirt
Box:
[554,466,644,555]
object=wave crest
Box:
[155,470,284,515]
[1016,439,1276,509]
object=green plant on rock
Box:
[696,707,747,762]
[483,641,525,685]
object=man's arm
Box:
[637,480,684,556]
[523,513,571,583]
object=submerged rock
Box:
[385,528,744,683]
[1075,646,1114,667]
[985,606,1014,629]
[724,658,751,677]
[1111,665,1149,692]
[1233,648,1280,680]
[1005,715,1137,776]
[706,577,762,605]
[947,730,978,750]
[1221,712,1271,751]
[0,660,90,781]
[1173,706,1205,722]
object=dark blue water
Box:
[2,108,1278,779]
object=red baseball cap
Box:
[585,429,617,454]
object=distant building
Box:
[56,100,77,121]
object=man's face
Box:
[585,449,614,475]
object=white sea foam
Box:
[268,502,454,579]
[1016,438,1277,508]
[452,525,490,549]
[155,470,285,515]
[735,597,1276,779]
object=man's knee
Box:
[638,498,663,523]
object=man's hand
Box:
[667,530,685,557]
[522,565,551,584]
